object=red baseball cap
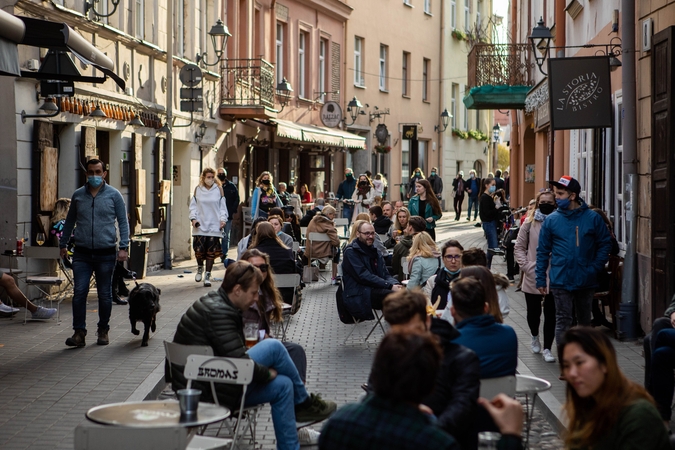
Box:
[547,175,581,194]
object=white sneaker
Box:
[543,349,556,363]
[531,335,541,354]
[32,306,57,320]
[298,427,320,446]
[195,267,204,282]
[0,303,19,316]
[203,272,211,287]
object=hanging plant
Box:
[374,144,392,154]
[452,128,468,139]
[468,129,489,141]
[451,29,468,41]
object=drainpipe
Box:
[438,0,445,170]
[552,0,565,180]
[163,0,173,270]
[618,0,638,340]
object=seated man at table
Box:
[342,222,403,321]
[0,272,56,319]
[170,261,336,448]
[299,198,325,227]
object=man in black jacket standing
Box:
[171,261,336,447]
[217,168,240,258]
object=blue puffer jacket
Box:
[535,201,612,291]
[342,239,399,320]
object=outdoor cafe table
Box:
[515,374,551,449]
[86,400,230,428]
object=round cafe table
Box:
[515,374,551,449]
[86,400,230,428]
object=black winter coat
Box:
[251,238,297,275]
[170,288,270,409]
[373,215,393,235]
[424,318,481,450]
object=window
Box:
[464,0,470,31]
[424,0,431,14]
[402,139,410,180]
[319,39,327,102]
[135,0,144,39]
[477,11,481,29]
[422,58,430,101]
[276,22,285,84]
[379,45,388,91]
[299,32,307,98]
[354,37,364,86]
[176,0,184,57]
[402,51,410,96]
[451,83,458,128]
[450,0,456,28]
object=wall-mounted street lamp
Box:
[528,17,553,76]
[89,103,107,124]
[84,0,120,19]
[195,122,207,142]
[434,108,451,133]
[344,97,364,126]
[276,77,293,113]
[492,123,501,173]
[21,98,60,124]
[129,113,144,128]
[196,19,232,67]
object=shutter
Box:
[80,126,97,163]
[651,27,675,318]
[32,121,54,240]
[331,41,340,100]
[154,138,166,227]
[131,133,143,234]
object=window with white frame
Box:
[135,0,144,39]
[477,11,481,29]
[319,39,327,102]
[573,129,593,201]
[424,0,431,14]
[176,0,184,57]
[422,58,430,101]
[614,92,625,249]
[451,0,456,28]
[464,0,470,31]
[276,22,284,84]
[379,45,388,91]
[402,51,410,96]
[354,37,364,86]
[299,32,307,98]
[451,83,458,128]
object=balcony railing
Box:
[467,44,534,88]
[220,58,275,109]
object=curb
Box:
[517,357,567,435]
[126,360,167,402]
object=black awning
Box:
[0,9,125,89]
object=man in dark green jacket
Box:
[171,261,336,449]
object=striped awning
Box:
[273,119,366,149]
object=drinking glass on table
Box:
[36,233,46,246]
[244,321,258,348]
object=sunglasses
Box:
[253,264,269,272]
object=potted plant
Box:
[451,128,468,139]
[374,144,392,154]
[451,29,467,41]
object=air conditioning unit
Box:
[25,59,39,71]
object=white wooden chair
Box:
[23,246,67,323]
[334,218,350,239]
[242,206,252,236]
[274,273,302,340]
[307,232,332,282]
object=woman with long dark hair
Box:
[407,179,442,240]
[479,177,500,269]
[351,174,375,219]
[251,171,283,220]
[560,327,669,450]
[250,222,298,305]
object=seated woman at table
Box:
[268,215,293,248]
[406,232,441,290]
[560,327,670,450]
[236,217,267,261]
[250,222,300,305]
[306,205,340,282]
[299,184,313,204]
[0,273,56,319]
[385,207,410,249]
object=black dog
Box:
[128,283,161,347]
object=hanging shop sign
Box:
[375,123,389,144]
[402,125,417,140]
[320,101,342,128]
[547,55,612,130]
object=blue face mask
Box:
[488,185,496,194]
[88,176,103,188]
[556,197,571,210]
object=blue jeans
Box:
[342,205,354,224]
[550,288,594,346]
[650,328,675,421]
[222,220,233,258]
[245,339,309,450]
[71,252,117,331]
[467,196,479,220]
[482,221,499,268]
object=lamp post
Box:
[528,17,553,76]
[196,19,232,67]
[434,108,451,133]
[275,77,293,113]
[492,123,501,174]
[344,97,364,126]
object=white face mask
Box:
[205,178,215,187]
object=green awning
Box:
[463,85,532,110]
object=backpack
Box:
[335,280,356,324]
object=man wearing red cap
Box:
[535,176,612,346]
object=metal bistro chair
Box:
[23,246,67,323]
[184,355,256,450]
[242,206,252,237]
[401,257,410,286]
[340,278,387,345]
[334,218,350,239]
[307,232,332,283]
[274,273,302,341]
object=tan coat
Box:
[306,214,340,259]
[514,219,549,295]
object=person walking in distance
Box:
[190,168,228,288]
[535,176,612,346]
[60,159,130,347]
[464,170,481,221]
[451,171,465,221]
[216,168,239,259]
[336,168,357,223]
[427,167,444,201]
[479,177,500,269]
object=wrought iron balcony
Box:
[464,44,535,110]
[219,58,277,119]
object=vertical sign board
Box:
[402,125,417,140]
[547,56,613,130]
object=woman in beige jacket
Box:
[514,190,557,363]
[306,205,341,282]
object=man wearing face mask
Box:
[336,168,357,223]
[216,168,240,259]
[535,176,612,347]
[60,159,130,347]
[428,167,444,201]
[464,169,481,222]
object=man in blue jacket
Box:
[60,159,130,347]
[336,168,356,223]
[535,176,612,346]
[217,168,240,258]
[342,222,402,320]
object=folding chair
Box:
[274,273,302,341]
[242,207,252,236]
[334,218,349,239]
[479,375,517,399]
[307,232,332,282]
[401,257,410,286]
[300,227,308,244]
[23,246,67,323]
[340,279,387,345]
[75,424,189,450]
[184,355,256,450]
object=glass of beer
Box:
[244,322,258,348]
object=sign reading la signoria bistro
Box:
[547,55,613,130]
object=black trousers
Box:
[371,288,395,310]
[524,292,556,350]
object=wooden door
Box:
[651,27,675,318]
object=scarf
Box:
[534,209,547,222]
[357,182,370,197]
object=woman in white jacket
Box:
[351,174,375,219]
[189,168,228,287]
[514,190,557,362]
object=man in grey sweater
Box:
[60,159,130,347]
